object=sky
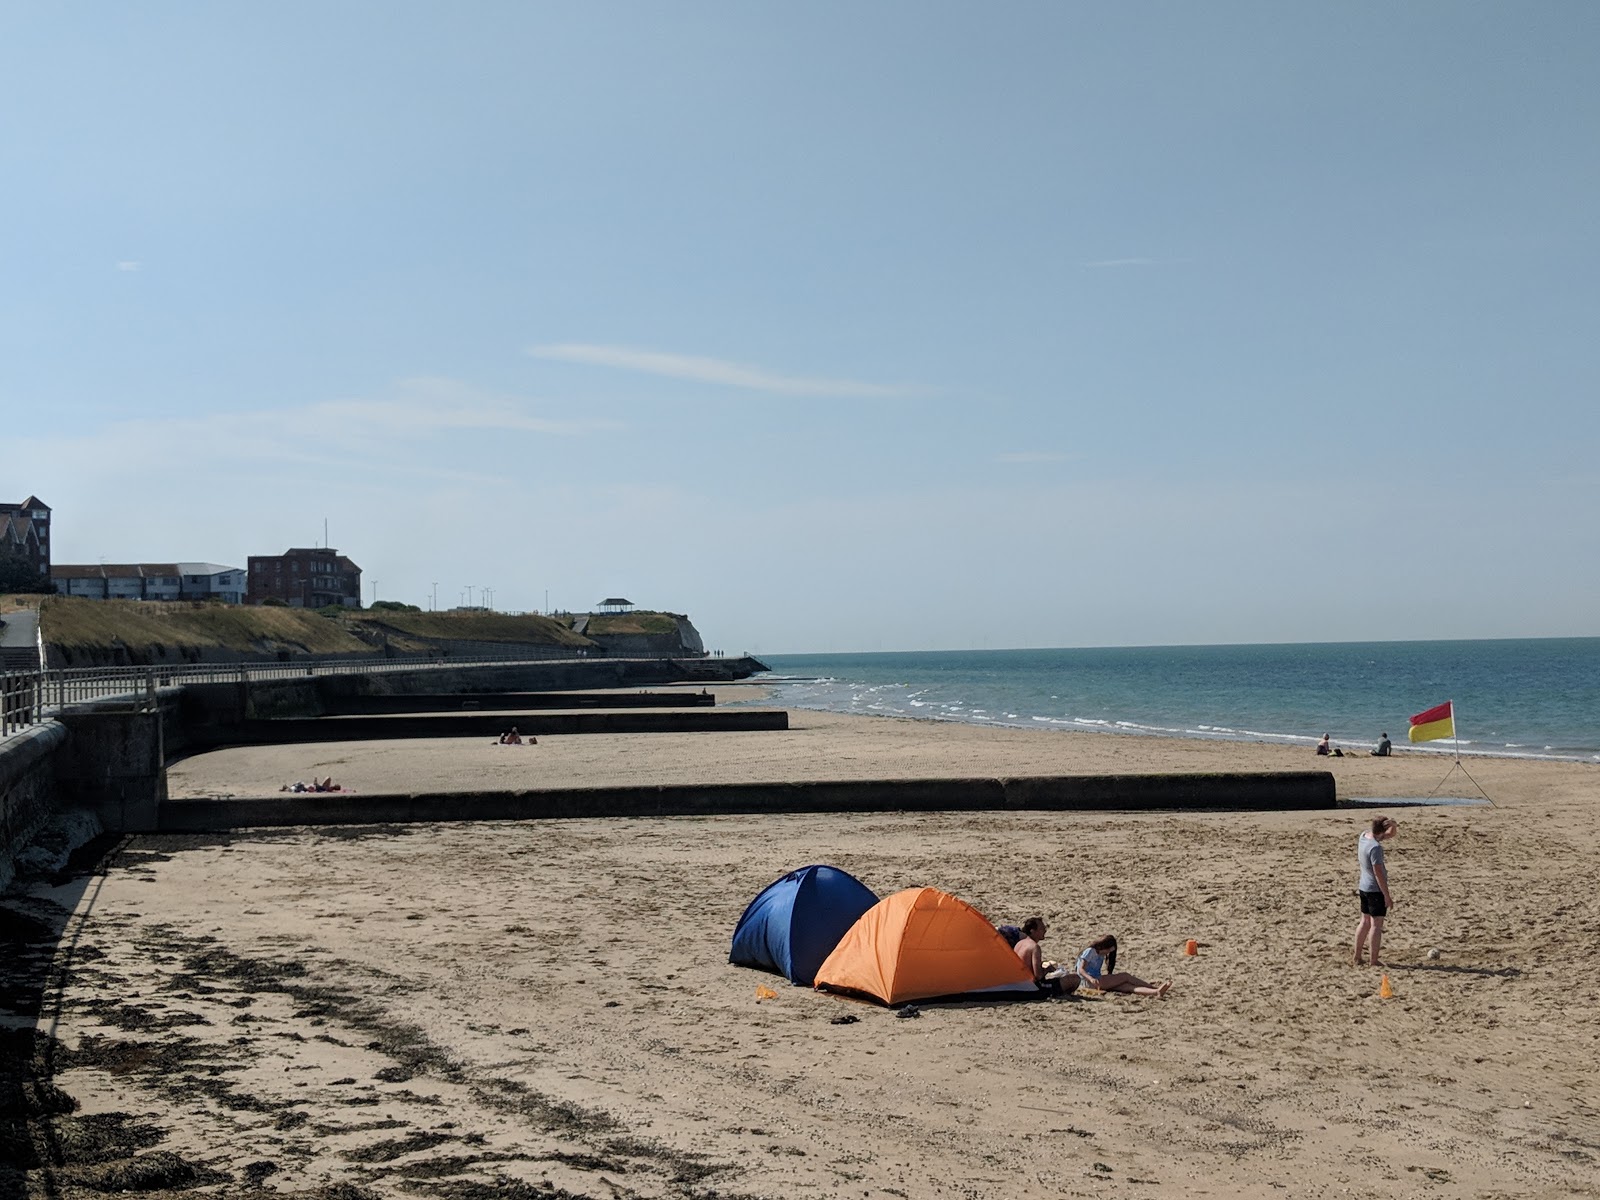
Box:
[3,3,1597,655]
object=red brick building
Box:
[246,547,362,608]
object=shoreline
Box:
[755,639,1600,765]
[773,697,1592,764]
[168,700,1594,807]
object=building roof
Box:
[599,597,634,607]
[176,562,244,576]
[52,564,182,579]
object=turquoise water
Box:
[759,640,1600,763]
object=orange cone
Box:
[1184,939,1199,956]
[1379,975,1393,999]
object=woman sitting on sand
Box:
[1075,935,1171,997]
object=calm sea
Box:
[757,640,1600,763]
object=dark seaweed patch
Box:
[63,1148,227,1192]
[46,1111,166,1164]
[243,1158,281,1185]
[342,1130,456,1163]
[395,1179,603,1200]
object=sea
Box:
[756,639,1600,764]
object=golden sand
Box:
[21,702,1600,1197]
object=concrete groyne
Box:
[213,709,789,746]
[326,690,717,714]
[157,771,1335,831]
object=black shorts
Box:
[1359,890,1387,918]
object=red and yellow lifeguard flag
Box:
[1408,700,1455,743]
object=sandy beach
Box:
[9,703,1600,1198]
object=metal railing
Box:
[0,645,703,740]
[1,668,40,737]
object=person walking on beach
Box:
[1353,816,1398,967]
[1075,935,1170,997]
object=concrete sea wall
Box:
[0,723,70,892]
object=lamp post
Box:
[431,582,438,611]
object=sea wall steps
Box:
[159,770,1335,832]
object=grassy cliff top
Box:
[558,612,682,635]
[39,596,374,655]
[344,610,591,647]
[36,597,604,659]
[27,597,691,662]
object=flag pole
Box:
[1423,699,1494,806]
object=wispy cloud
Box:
[528,343,915,398]
[995,451,1075,463]
[318,377,622,439]
[2,378,621,488]
[116,261,141,272]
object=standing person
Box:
[1076,934,1170,997]
[1354,816,1398,966]
[1013,917,1077,995]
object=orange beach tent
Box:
[813,886,1038,1006]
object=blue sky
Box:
[3,3,1597,653]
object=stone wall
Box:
[0,723,69,892]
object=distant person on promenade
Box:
[1013,917,1077,996]
[1371,732,1392,757]
[1075,935,1170,997]
[1353,817,1398,967]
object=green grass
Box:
[32,598,682,663]
[39,596,375,658]
[581,612,681,636]
[341,610,592,647]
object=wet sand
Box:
[8,704,1600,1198]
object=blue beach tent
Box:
[729,864,879,987]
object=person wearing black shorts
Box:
[1354,817,1397,966]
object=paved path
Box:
[0,608,38,670]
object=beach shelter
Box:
[729,865,879,987]
[813,886,1038,1006]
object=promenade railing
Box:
[0,646,701,740]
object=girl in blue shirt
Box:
[1076,935,1171,997]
